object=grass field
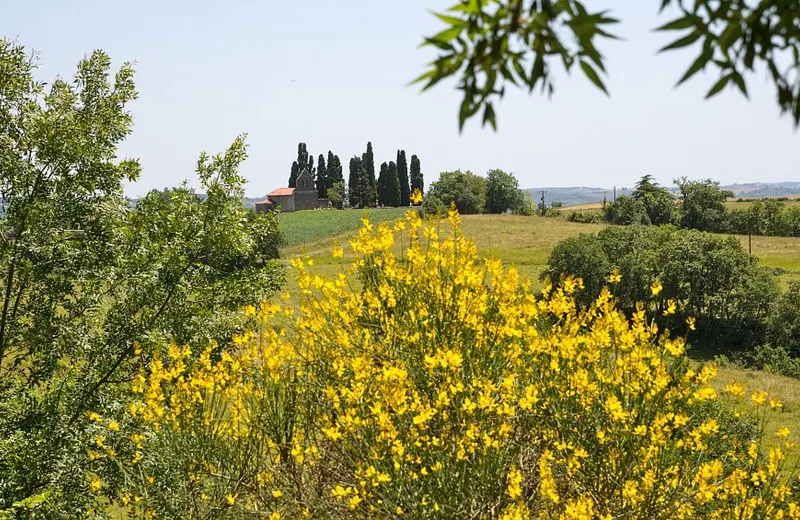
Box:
[725,196,800,210]
[278,207,407,249]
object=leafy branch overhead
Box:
[417,0,800,130]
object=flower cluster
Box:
[91,209,800,518]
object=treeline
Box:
[423,169,530,215]
[287,141,424,208]
[566,174,800,237]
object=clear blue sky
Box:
[4,1,800,197]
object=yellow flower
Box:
[272,489,283,498]
[89,476,102,493]
[107,420,120,432]
[608,269,622,284]
[226,493,238,505]
[770,398,784,410]
[86,411,102,423]
[331,247,344,258]
[686,316,696,331]
[410,189,423,205]
[396,506,404,515]
[724,382,745,397]
[751,391,768,406]
[650,280,663,297]
[507,466,523,499]
[269,513,281,520]
[776,427,791,439]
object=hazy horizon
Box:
[5,1,800,198]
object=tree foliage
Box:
[428,170,487,214]
[676,177,733,232]
[0,40,283,516]
[316,153,327,198]
[485,169,525,214]
[289,142,309,188]
[385,161,401,207]
[397,150,410,206]
[418,1,800,130]
[377,162,389,206]
[348,156,363,208]
[631,174,676,225]
[410,154,424,198]
[544,224,778,351]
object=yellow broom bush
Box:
[88,209,800,519]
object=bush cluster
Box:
[88,210,800,519]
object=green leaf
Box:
[482,102,497,131]
[428,26,463,46]
[731,71,748,98]
[409,68,438,88]
[431,11,467,27]
[580,60,608,95]
[719,22,742,52]
[655,15,697,32]
[676,47,713,86]
[705,74,731,98]
[659,30,703,52]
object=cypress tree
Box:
[289,161,299,188]
[308,155,314,178]
[410,154,424,197]
[348,156,362,208]
[316,153,327,198]
[328,153,344,185]
[289,142,309,187]
[361,142,376,207]
[386,161,401,207]
[377,162,389,206]
[397,150,410,206]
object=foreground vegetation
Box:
[88,210,800,518]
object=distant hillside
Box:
[525,182,800,207]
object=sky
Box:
[4,1,800,197]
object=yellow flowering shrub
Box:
[92,209,800,519]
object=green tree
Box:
[0,40,283,515]
[485,169,524,214]
[675,177,733,232]
[386,161,402,207]
[316,153,327,198]
[348,156,362,208]
[289,142,309,188]
[767,282,800,357]
[327,181,346,208]
[361,142,377,208]
[544,225,778,351]
[632,174,676,225]
[603,195,649,225]
[377,162,389,206]
[416,1,800,130]
[410,154,424,198]
[428,170,487,214]
[327,151,344,187]
[397,150,410,206]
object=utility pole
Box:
[539,190,547,216]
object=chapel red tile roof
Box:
[268,188,295,197]
[255,199,274,205]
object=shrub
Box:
[543,225,779,352]
[767,282,800,357]
[91,210,799,519]
[427,170,487,214]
